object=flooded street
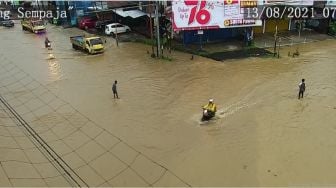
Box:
[1,24,336,186]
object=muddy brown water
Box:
[0,24,336,186]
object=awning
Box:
[114,8,147,19]
[113,8,162,19]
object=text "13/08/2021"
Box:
[245,6,336,20]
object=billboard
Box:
[172,0,262,31]
[224,0,262,27]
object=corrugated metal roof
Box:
[114,8,147,18]
[107,1,137,9]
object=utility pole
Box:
[149,1,155,57]
[170,15,173,54]
[273,24,278,57]
[298,20,302,39]
[155,1,161,58]
[277,37,281,58]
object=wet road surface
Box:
[0,23,336,186]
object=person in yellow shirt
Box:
[202,99,217,121]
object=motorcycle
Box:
[45,41,52,50]
[201,109,215,121]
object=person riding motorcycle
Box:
[202,99,217,121]
[45,37,51,48]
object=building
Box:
[54,1,100,26]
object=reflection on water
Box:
[1,25,336,186]
[47,59,63,82]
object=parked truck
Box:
[70,35,104,54]
[21,19,46,33]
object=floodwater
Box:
[0,23,336,186]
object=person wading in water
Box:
[112,80,119,99]
[298,78,306,99]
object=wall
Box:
[182,28,239,44]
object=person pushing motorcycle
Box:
[45,37,51,48]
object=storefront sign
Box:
[326,0,336,6]
[264,0,314,5]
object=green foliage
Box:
[329,21,336,36]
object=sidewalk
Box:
[170,30,334,61]
[171,39,271,61]
[254,30,334,48]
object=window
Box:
[90,38,103,45]
[32,21,43,27]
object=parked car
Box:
[105,23,131,35]
[79,17,97,30]
[95,19,114,30]
[0,17,14,27]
